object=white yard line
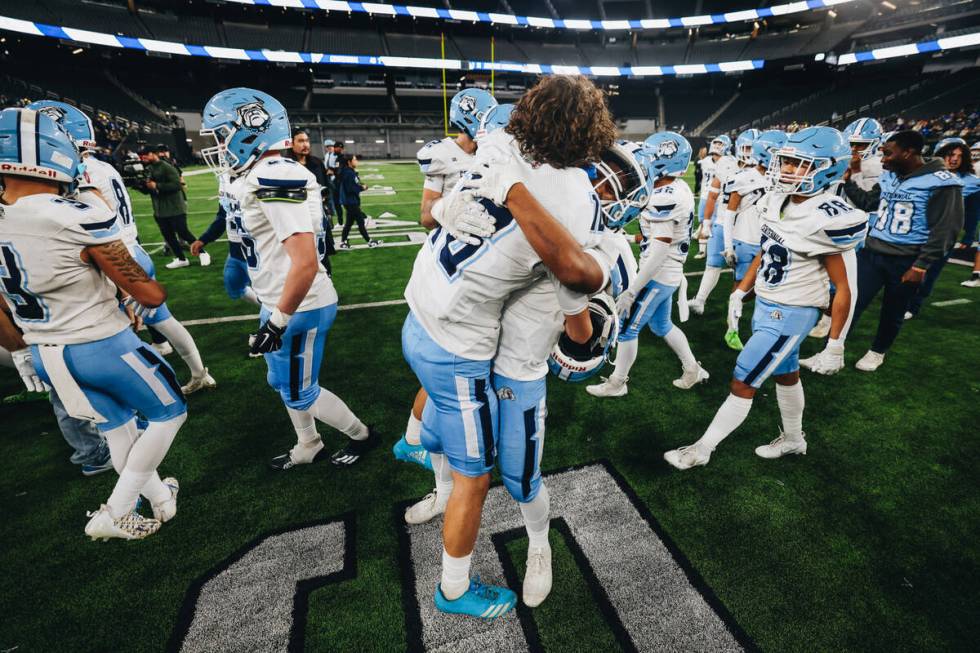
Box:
[932,298,973,307]
[179,299,409,327]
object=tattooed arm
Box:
[82,240,167,307]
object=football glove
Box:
[809,338,845,376]
[432,196,496,246]
[122,296,158,320]
[727,289,746,331]
[615,289,636,316]
[722,247,737,267]
[249,309,290,357]
[11,348,46,393]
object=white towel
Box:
[36,345,106,424]
[677,275,690,323]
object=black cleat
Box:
[268,446,329,471]
[331,426,380,467]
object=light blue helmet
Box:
[752,129,788,169]
[200,88,291,176]
[476,103,514,141]
[735,128,761,165]
[548,293,619,382]
[450,88,497,140]
[709,134,732,156]
[972,141,980,161]
[640,131,692,182]
[935,136,967,154]
[0,107,80,185]
[843,118,883,160]
[594,140,649,230]
[767,126,849,196]
[25,100,97,150]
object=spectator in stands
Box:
[287,128,336,275]
[337,154,380,250]
[139,146,209,269]
[840,130,963,371]
[327,140,345,226]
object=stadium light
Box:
[375,139,385,143]
[881,1,896,9]
[345,139,354,144]
[814,52,826,61]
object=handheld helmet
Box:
[843,118,883,160]
[591,140,649,229]
[640,131,692,182]
[450,88,497,140]
[548,293,619,382]
[25,100,97,150]
[735,128,761,166]
[709,134,732,156]
[766,126,849,196]
[0,108,80,185]
[752,129,788,169]
[475,103,514,141]
[200,88,291,176]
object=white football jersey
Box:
[710,155,740,217]
[755,190,867,308]
[218,173,243,244]
[698,156,717,188]
[638,177,695,287]
[79,155,138,249]
[417,137,474,196]
[852,156,882,192]
[234,156,337,312]
[728,167,768,245]
[405,130,601,360]
[0,193,130,345]
[493,277,563,381]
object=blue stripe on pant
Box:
[32,328,187,431]
[733,239,760,281]
[619,280,677,341]
[261,304,336,410]
[130,244,173,325]
[734,299,820,388]
[402,311,498,477]
[224,243,252,300]
[493,373,546,503]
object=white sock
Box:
[776,381,805,442]
[310,388,368,440]
[287,407,321,445]
[612,339,638,382]
[405,412,422,446]
[102,418,174,505]
[695,266,722,303]
[153,317,206,378]
[695,394,753,455]
[106,414,185,517]
[520,483,551,549]
[431,452,454,508]
[663,326,698,370]
[441,549,473,600]
[242,287,260,306]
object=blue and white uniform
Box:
[0,193,186,429]
[417,137,474,196]
[723,166,768,281]
[621,178,695,340]
[403,129,600,476]
[696,155,717,226]
[705,155,739,268]
[869,168,963,246]
[734,191,866,388]
[234,156,338,410]
[219,172,252,299]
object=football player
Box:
[693,135,731,260]
[689,134,739,313]
[200,89,377,469]
[0,108,185,540]
[663,127,866,469]
[393,88,498,472]
[971,141,980,176]
[587,132,708,397]
[28,101,217,395]
[721,129,787,350]
[401,75,620,619]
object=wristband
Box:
[731,289,747,302]
[270,308,292,329]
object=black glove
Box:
[248,314,287,356]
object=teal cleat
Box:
[434,577,517,620]
[393,435,433,471]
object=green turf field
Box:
[1,162,978,652]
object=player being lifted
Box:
[720,129,787,350]
[587,132,708,397]
[689,134,739,313]
[393,88,498,472]
[0,108,186,540]
[200,89,377,470]
[402,75,623,619]
[664,127,866,469]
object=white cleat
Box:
[755,432,807,459]
[855,350,885,372]
[809,314,831,339]
[586,375,628,398]
[663,444,711,470]
[84,505,161,541]
[165,258,190,270]
[199,251,212,267]
[523,545,553,608]
[961,276,980,287]
[152,477,180,523]
[153,341,174,357]
[181,369,216,395]
[673,364,709,389]
[903,311,914,321]
[404,491,447,525]
[799,352,821,371]
[687,298,705,315]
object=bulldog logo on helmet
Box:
[657,139,679,158]
[237,102,270,132]
[458,95,477,114]
[37,106,67,123]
